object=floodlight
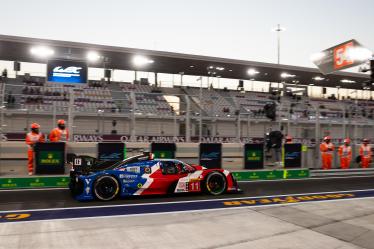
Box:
[280,72,296,78]
[346,47,372,61]
[313,76,325,81]
[133,55,154,66]
[247,68,259,76]
[272,24,286,32]
[341,79,356,83]
[30,46,54,58]
[87,51,101,62]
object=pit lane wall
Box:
[0,141,316,170]
[0,169,310,189]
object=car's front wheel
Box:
[93,175,120,201]
[203,172,227,195]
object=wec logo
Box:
[52,66,82,78]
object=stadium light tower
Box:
[272,24,286,64]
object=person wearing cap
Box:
[338,138,352,169]
[359,138,372,168]
[25,123,45,175]
[49,119,69,142]
[320,136,335,170]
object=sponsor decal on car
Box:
[175,181,188,193]
[119,174,137,179]
[144,167,151,174]
[125,167,141,174]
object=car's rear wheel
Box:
[93,175,120,201]
[203,172,227,195]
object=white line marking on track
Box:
[2,188,374,213]
[4,196,374,225]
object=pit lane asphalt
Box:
[0,176,373,212]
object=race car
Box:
[69,152,240,201]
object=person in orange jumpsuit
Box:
[25,123,45,175]
[338,138,352,169]
[49,119,69,142]
[359,138,372,168]
[320,136,335,170]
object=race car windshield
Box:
[108,154,151,170]
[177,161,195,173]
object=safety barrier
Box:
[0,169,310,189]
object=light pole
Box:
[273,24,285,65]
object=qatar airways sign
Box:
[47,59,87,84]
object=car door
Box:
[150,160,188,194]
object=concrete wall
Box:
[0,140,369,175]
[5,113,374,140]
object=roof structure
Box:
[0,34,370,89]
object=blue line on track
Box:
[1,189,374,223]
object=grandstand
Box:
[0,34,373,141]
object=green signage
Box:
[38,151,63,166]
[246,150,262,162]
[153,150,173,159]
[232,169,309,181]
[0,170,309,190]
[0,177,69,189]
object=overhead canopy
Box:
[0,34,370,90]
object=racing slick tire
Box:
[203,171,227,195]
[93,175,120,201]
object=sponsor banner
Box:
[34,142,65,174]
[0,189,372,223]
[38,151,63,166]
[2,133,264,143]
[222,192,358,207]
[47,59,88,84]
[97,143,126,161]
[244,143,264,169]
[283,143,302,168]
[0,177,69,189]
[199,143,222,169]
[4,133,366,146]
[312,39,368,74]
[151,143,176,159]
[0,169,303,190]
[232,169,309,181]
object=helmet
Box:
[363,138,369,143]
[30,123,40,129]
[344,138,350,144]
[286,135,292,141]
[324,136,331,141]
[57,119,66,125]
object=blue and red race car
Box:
[69,152,240,201]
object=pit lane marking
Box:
[1,188,374,214]
[2,195,374,225]
[0,189,374,223]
